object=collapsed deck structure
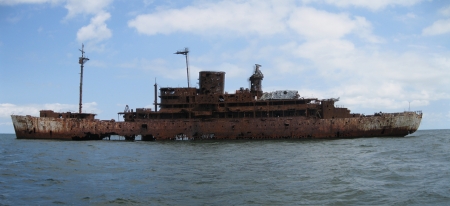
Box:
[11,48,422,140]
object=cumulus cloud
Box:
[288,7,382,42]
[289,45,450,110]
[126,0,449,113]
[128,1,291,36]
[64,0,114,47]
[128,1,381,44]
[0,0,62,5]
[422,19,450,36]
[0,0,114,46]
[0,103,42,118]
[422,5,450,36]
[76,11,112,43]
[288,7,355,40]
[64,0,112,19]
[301,0,424,11]
[4,0,446,118]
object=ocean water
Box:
[1,130,450,205]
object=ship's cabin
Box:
[40,110,96,120]
[120,64,358,121]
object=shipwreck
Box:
[11,46,422,140]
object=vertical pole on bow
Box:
[79,44,89,113]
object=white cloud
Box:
[76,11,112,43]
[288,7,355,40]
[128,1,290,36]
[66,0,113,49]
[125,0,449,115]
[0,0,114,48]
[128,2,381,44]
[81,102,99,114]
[302,0,424,11]
[288,7,382,42]
[0,103,41,118]
[0,0,112,18]
[296,39,355,61]
[439,5,450,16]
[0,102,99,118]
[422,5,450,36]
[353,16,384,43]
[64,0,112,19]
[0,0,62,5]
[422,19,450,36]
[287,45,450,110]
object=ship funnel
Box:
[249,64,264,98]
[199,71,225,95]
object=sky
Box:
[0,0,449,133]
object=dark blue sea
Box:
[1,130,450,205]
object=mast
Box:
[175,48,190,87]
[78,44,89,113]
[154,78,158,112]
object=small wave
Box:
[67,158,76,161]
[38,178,64,187]
[108,198,140,204]
[359,144,373,147]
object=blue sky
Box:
[1,0,449,133]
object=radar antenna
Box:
[78,44,90,113]
[174,47,190,87]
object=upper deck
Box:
[119,65,356,121]
[40,110,96,120]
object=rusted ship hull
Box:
[11,111,422,140]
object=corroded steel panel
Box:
[199,71,225,95]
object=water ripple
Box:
[0,130,450,205]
